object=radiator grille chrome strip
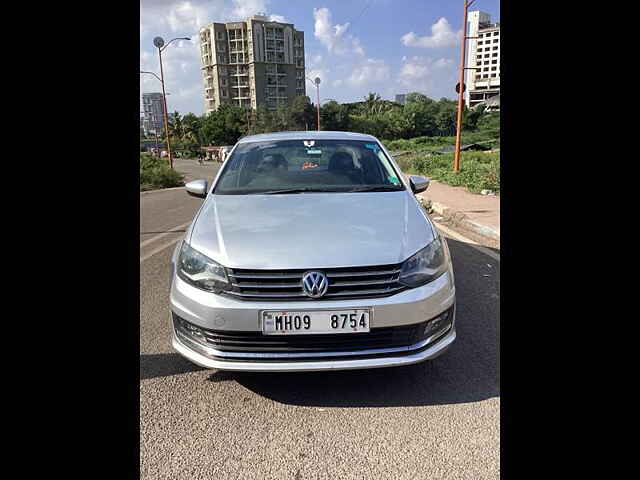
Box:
[226,264,406,301]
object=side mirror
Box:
[185,179,208,198]
[409,175,430,194]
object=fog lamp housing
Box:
[423,308,453,340]
[173,315,207,345]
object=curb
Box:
[140,186,186,195]
[418,193,500,242]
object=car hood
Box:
[188,191,436,270]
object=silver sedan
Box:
[169,131,456,371]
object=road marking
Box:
[140,236,184,263]
[435,222,500,262]
[140,221,192,249]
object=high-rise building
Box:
[142,92,165,135]
[465,11,500,109]
[199,14,306,114]
[395,94,407,105]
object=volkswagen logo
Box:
[301,271,328,298]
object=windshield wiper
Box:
[344,185,405,192]
[257,187,327,195]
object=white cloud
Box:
[307,54,323,68]
[401,18,461,48]
[269,14,287,23]
[230,0,268,19]
[397,56,457,99]
[347,58,390,87]
[313,7,364,56]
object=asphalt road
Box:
[140,159,500,479]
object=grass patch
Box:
[140,154,184,191]
[382,131,500,153]
[403,151,500,194]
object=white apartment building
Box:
[465,11,500,110]
[199,14,306,114]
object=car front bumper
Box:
[169,264,456,372]
[171,324,455,372]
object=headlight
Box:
[177,242,230,293]
[399,237,448,287]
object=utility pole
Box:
[453,0,478,173]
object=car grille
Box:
[224,264,407,301]
[173,313,439,354]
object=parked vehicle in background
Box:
[170,131,456,372]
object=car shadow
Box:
[205,238,500,408]
[140,353,206,381]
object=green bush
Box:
[402,151,500,194]
[140,154,184,191]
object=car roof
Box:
[236,131,379,144]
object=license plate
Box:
[262,309,371,335]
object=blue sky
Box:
[140,0,500,115]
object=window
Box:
[214,139,405,195]
[493,46,498,50]
[221,77,227,86]
[484,54,490,57]
[483,74,488,78]
[493,38,499,43]
[490,73,496,77]
[221,88,227,97]
[478,41,483,45]
[477,48,483,52]
[491,60,497,64]
[491,66,497,71]
[492,53,498,57]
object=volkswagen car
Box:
[169,131,456,371]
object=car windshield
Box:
[213,139,405,194]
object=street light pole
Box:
[152,36,190,170]
[453,0,477,173]
[157,46,173,169]
[306,76,321,131]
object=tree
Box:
[289,96,316,130]
[320,100,349,131]
[435,99,457,136]
[168,111,184,141]
[200,104,246,145]
[363,92,383,115]
[405,92,429,104]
